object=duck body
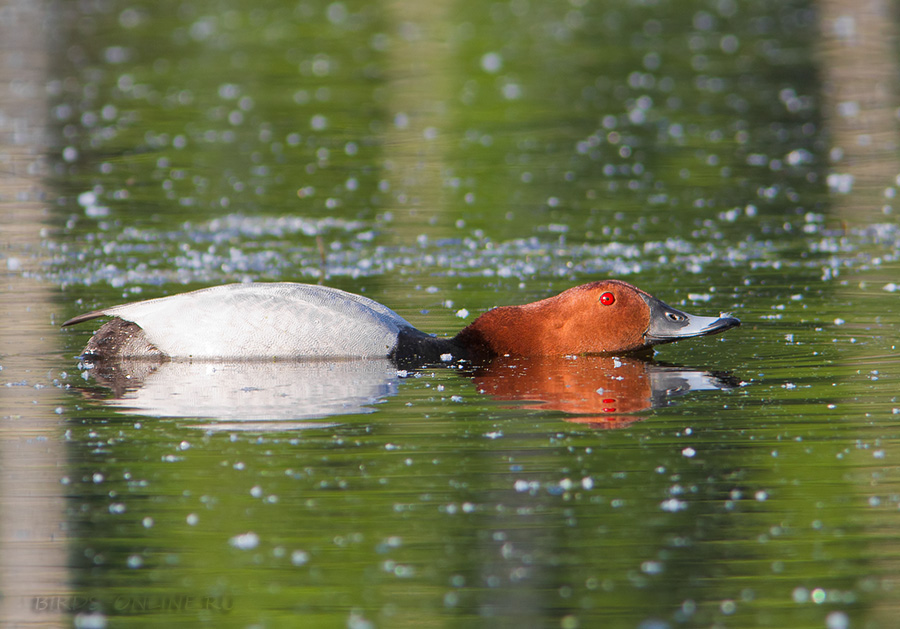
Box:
[63,280,740,363]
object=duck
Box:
[62,279,740,363]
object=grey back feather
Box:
[70,283,416,359]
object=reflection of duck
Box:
[78,354,738,431]
[468,355,740,428]
[82,358,399,429]
[63,280,739,362]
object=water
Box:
[2,0,899,627]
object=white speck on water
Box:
[108,503,126,514]
[92,473,104,484]
[502,82,522,100]
[250,485,263,498]
[833,318,845,326]
[682,447,696,458]
[73,612,107,629]
[581,477,594,490]
[456,308,469,319]
[485,431,503,439]
[229,531,260,550]
[186,513,198,526]
[826,611,850,629]
[291,549,309,565]
[755,490,768,502]
[826,172,854,194]
[440,353,453,362]
[660,498,688,512]
[480,52,503,73]
[347,612,375,629]
[142,517,154,528]
[837,100,859,118]
[641,560,664,575]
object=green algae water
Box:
[2,0,899,627]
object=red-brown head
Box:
[453,279,739,357]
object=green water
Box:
[2,0,900,627]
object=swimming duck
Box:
[62,280,739,362]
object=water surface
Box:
[2,0,899,627]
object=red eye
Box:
[599,292,615,306]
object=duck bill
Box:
[640,294,740,345]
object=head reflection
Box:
[466,355,740,429]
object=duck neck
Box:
[389,326,470,366]
[453,301,552,358]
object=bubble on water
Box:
[825,611,849,629]
[74,612,107,629]
[480,52,502,73]
[229,531,260,550]
[660,498,687,512]
[826,172,854,193]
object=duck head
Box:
[453,279,740,357]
